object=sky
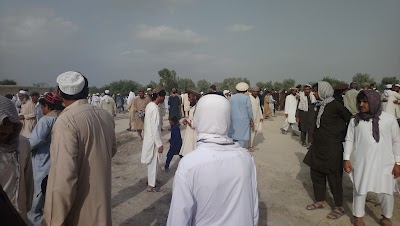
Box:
[0,0,399,87]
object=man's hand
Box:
[296,117,300,123]
[394,100,398,104]
[250,120,254,127]
[19,115,25,120]
[284,113,288,118]
[343,160,352,173]
[158,146,164,153]
[260,118,263,123]
[392,164,400,179]
[182,119,188,125]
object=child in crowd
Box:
[165,116,182,172]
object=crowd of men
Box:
[1,74,400,226]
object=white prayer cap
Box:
[18,89,28,94]
[386,84,392,89]
[105,90,110,94]
[223,90,230,95]
[395,84,400,88]
[147,88,152,91]
[235,82,249,92]
[96,93,100,95]
[56,71,85,95]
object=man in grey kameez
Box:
[229,82,254,148]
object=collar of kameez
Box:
[63,99,88,113]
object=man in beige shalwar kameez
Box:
[249,87,263,151]
[43,71,117,226]
[180,91,200,156]
[18,90,37,138]
[128,89,150,140]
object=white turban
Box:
[57,71,85,95]
[18,90,28,95]
[236,82,249,92]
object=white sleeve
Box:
[166,166,194,226]
[152,108,163,148]
[251,158,259,226]
[391,117,400,162]
[343,119,355,160]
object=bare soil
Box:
[111,114,400,226]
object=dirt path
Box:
[111,113,400,226]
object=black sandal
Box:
[306,202,325,210]
[327,207,345,219]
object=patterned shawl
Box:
[315,81,335,128]
[353,90,382,142]
[0,96,23,211]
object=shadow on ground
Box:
[112,159,179,209]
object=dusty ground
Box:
[111,113,400,226]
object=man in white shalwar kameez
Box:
[249,86,263,151]
[384,84,400,120]
[281,88,298,134]
[343,90,400,226]
[180,91,199,156]
[167,94,259,226]
[182,91,190,118]
[141,88,166,192]
[18,90,37,138]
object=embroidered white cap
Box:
[235,82,249,92]
[386,84,393,89]
[105,90,110,94]
[147,88,152,91]
[56,71,85,95]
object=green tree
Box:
[107,80,141,95]
[282,79,296,90]
[220,77,250,93]
[0,79,17,85]
[352,73,375,85]
[196,79,211,93]
[158,68,178,92]
[256,81,273,91]
[89,86,101,94]
[146,80,158,89]
[177,78,196,92]
[381,76,399,85]
[273,82,283,90]
[322,76,346,86]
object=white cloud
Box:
[226,24,255,32]
[136,25,207,45]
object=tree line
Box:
[1,71,399,96]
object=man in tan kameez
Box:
[249,87,263,151]
[18,90,37,138]
[44,71,117,226]
[128,89,150,140]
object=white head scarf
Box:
[194,94,235,147]
[315,81,335,128]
